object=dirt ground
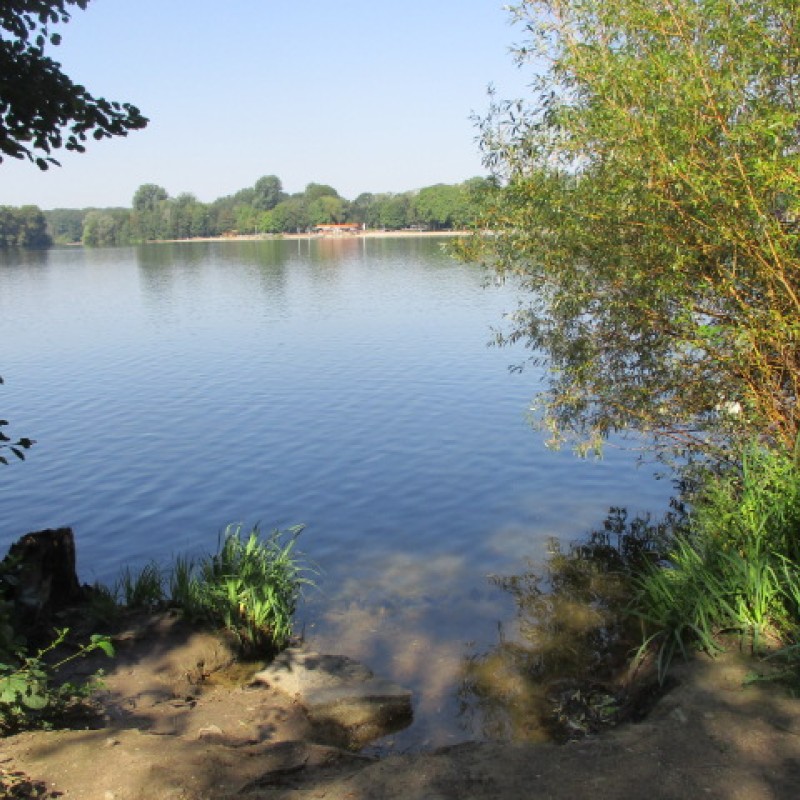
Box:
[2,614,799,800]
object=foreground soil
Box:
[2,615,799,800]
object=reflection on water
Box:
[459,509,669,743]
[0,240,675,750]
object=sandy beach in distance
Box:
[158,229,471,244]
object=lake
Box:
[0,236,672,749]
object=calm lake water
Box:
[0,237,672,749]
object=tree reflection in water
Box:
[459,508,674,742]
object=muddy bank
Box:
[2,531,799,798]
[2,619,799,799]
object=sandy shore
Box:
[4,631,799,800]
[157,230,471,244]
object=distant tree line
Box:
[34,175,492,247]
[0,205,50,247]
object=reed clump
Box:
[633,443,800,681]
[104,523,314,657]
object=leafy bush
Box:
[468,0,800,457]
[0,628,113,734]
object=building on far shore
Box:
[313,223,364,236]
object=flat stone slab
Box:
[254,648,413,747]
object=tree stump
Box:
[2,527,85,629]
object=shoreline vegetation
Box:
[2,0,800,794]
[0,525,314,733]
[5,478,800,746]
[49,228,472,249]
[0,175,491,249]
[3,510,800,798]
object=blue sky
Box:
[0,0,532,209]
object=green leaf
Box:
[90,635,115,658]
[21,689,48,710]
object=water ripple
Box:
[0,240,673,747]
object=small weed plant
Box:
[0,559,114,735]
[0,627,113,734]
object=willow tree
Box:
[467,0,800,458]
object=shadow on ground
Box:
[4,621,800,800]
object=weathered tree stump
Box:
[2,527,85,628]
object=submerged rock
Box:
[254,648,413,748]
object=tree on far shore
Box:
[0,205,50,247]
[252,175,285,211]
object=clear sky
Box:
[0,0,532,209]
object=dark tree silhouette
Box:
[0,0,148,169]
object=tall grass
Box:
[192,524,314,656]
[168,554,200,617]
[632,536,727,680]
[633,442,800,680]
[102,524,313,658]
[115,561,165,610]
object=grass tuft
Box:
[98,523,313,658]
[633,441,800,680]
[115,561,165,610]
[190,524,314,656]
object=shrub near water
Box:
[0,524,309,735]
[0,558,114,735]
[0,629,113,734]
[634,443,800,679]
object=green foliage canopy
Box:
[0,204,50,247]
[303,182,339,203]
[468,0,800,456]
[45,206,84,243]
[40,176,485,244]
[132,183,167,213]
[414,183,471,230]
[0,0,147,169]
[81,208,130,246]
[252,174,285,211]
[307,194,346,226]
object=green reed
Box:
[633,441,800,680]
